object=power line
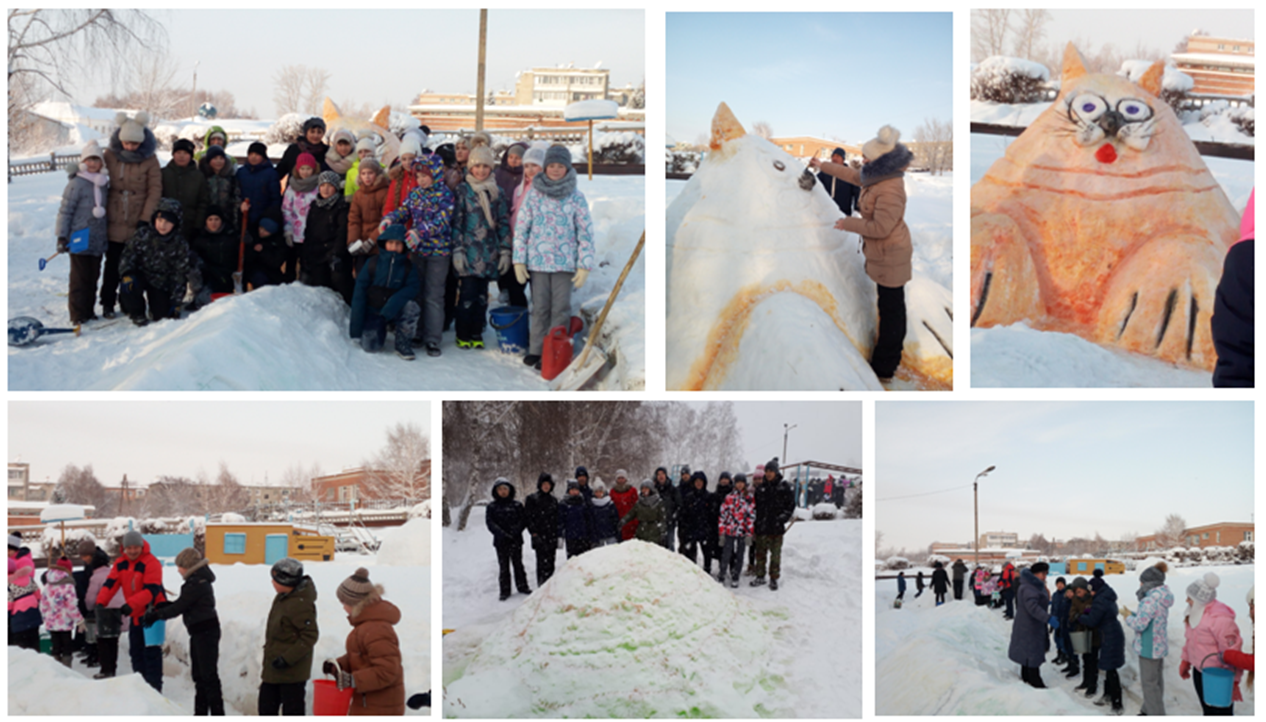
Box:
[877,483,971,502]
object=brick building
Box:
[1135,521,1254,551]
[1172,35,1255,96]
[311,461,432,504]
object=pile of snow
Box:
[565,131,645,164]
[564,99,620,122]
[811,502,840,520]
[219,512,247,523]
[445,541,795,717]
[1118,59,1194,93]
[376,518,432,567]
[8,648,185,715]
[38,526,96,558]
[407,500,432,519]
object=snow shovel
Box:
[38,251,60,271]
[550,230,645,391]
[211,222,250,301]
[8,316,81,347]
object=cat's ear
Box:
[1061,43,1088,85]
[1138,61,1165,97]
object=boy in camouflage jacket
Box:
[118,197,192,325]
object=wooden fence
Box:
[8,151,80,182]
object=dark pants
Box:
[50,630,73,663]
[753,534,784,580]
[444,263,459,330]
[1193,669,1234,715]
[565,537,591,559]
[703,534,721,574]
[119,273,176,322]
[258,681,306,715]
[412,254,449,347]
[872,283,906,378]
[935,590,946,604]
[299,253,353,304]
[360,300,420,356]
[498,267,528,307]
[1003,586,1015,617]
[191,626,225,715]
[915,586,924,598]
[495,542,529,596]
[1103,668,1122,707]
[10,626,39,650]
[69,253,103,322]
[680,538,700,563]
[281,244,298,283]
[101,241,125,311]
[128,622,163,692]
[456,276,490,342]
[721,536,747,581]
[1020,665,1045,688]
[1080,651,1099,694]
[532,537,557,586]
[98,635,120,676]
[953,579,964,600]
[660,522,676,552]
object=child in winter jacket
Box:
[82,540,123,679]
[281,151,322,281]
[162,138,210,238]
[144,548,223,715]
[558,481,594,559]
[1078,573,1126,714]
[347,158,389,268]
[679,472,713,565]
[1180,572,1244,715]
[379,153,455,358]
[524,474,560,586]
[189,205,239,297]
[1066,577,1099,692]
[39,557,84,667]
[343,137,378,198]
[8,536,42,650]
[1122,562,1174,716]
[588,480,621,547]
[323,568,405,715]
[381,136,423,223]
[609,471,639,541]
[620,481,666,545]
[486,479,530,601]
[96,531,167,692]
[301,171,353,302]
[1212,188,1254,387]
[512,145,595,369]
[718,474,755,587]
[324,129,358,182]
[261,557,320,715]
[118,197,192,325]
[349,224,422,360]
[451,135,511,349]
[56,141,110,324]
[199,145,244,233]
[237,142,281,238]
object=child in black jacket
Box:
[143,548,223,715]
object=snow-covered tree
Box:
[971,9,1013,62]
[364,422,431,501]
[265,112,307,145]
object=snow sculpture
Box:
[667,103,953,390]
[971,43,1239,370]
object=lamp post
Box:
[783,423,798,463]
[973,465,996,567]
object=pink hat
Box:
[295,152,318,172]
[1239,189,1254,244]
[55,557,72,572]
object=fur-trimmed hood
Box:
[348,589,399,625]
[859,143,913,186]
[180,557,212,579]
[107,126,158,164]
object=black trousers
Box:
[456,276,491,342]
[10,626,39,650]
[69,253,103,323]
[532,537,557,586]
[100,241,125,311]
[872,283,907,378]
[191,627,225,715]
[953,579,964,600]
[935,591,946,604]
[258,681,306,715]
[495,542,529,596]
[1193,669,1234,715]
[128,622,163,691]
[98,635,120,676]
[299,253,353,305]
[119,273,176,322]
[50,630,73,661]
[565,537,591,559]
[1104,668,1122,707]
[498,267,528,307]
[1080,651,1099,694]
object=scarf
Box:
[78,169,109,218]
[532,166,578,199]
[288,172,321,195]
[296,138,325,157]
[1137,580,1163,602]
[314,190,342,209]
[465,171,500,228]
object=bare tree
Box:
[364,422,432,501]
[273,64,307,117]
[1154,513,1188,549]
[913,117,952,176]
[143,475,202,517]
[1010,9,1051,61]
[751,121,774,140]
[54,464,107,510]
[128,48,183,119]
[280,461,322,505]
[205,462,249,513]
[971,9,1012,62]
[302,66,331,116]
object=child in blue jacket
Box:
[349,224,421,360]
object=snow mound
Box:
[377,518,432,567]
[1119,59,1194,93]
[444,541,794,718]
[408,500,432,519]
[8,648,185,715]
[811,502,840,520]
[219,512,246,523]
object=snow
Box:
[443,506,861,717]
[976,56,1052,82]
[7,169,644,390]
[376,518,432,567]
[39,503,87,522]
[564,99,620,122]
[877,564,1255,715]
[408,500,432,519]
[9,555,431,715]
[1119,60,1194,93]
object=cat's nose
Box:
[798,169,815,191]
[1097,110,1124,138]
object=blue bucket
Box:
[489,306,529,355]
[143,618,166,647]
[1200,652,1235,707]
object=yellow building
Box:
[1065,558,1126,576]
[204,522,334,566]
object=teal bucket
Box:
[143,618,166,647]
[1200,654,1234,708]
[489,306,529,355]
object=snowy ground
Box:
[969,132,1254,388]
[8,521,431,716]
[8,166,645,390]
[876,563,1255,715]
[443,506,861,717]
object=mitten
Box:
[271,656,290,670]
[514,263,529,285]
[284,231,295,247]
[1047,615,1060,630]
[337,669,354,691]
[573,268,589,289]
[322,659,337,677]
[57,237,70,253]
[1179,660,1191,679]
[119,604,132,617]
[452,252,467,275]
[498,249,511,275]
[406,229,423,252]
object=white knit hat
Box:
[80,140,104,162]
[1186,572,1220,627]
[861,124,900,161]
[355,137,376,154]
[399,135,423,158]
[523,141,549,168]
[115,111,150,144]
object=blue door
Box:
[264,534,289,565]
[1094,561,1105,572]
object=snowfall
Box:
[7,518,432,716]
[970,100,1255,388]
[7,147,645,391]
[442,505,861,718]
[875,562,1255,715]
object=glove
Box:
[1119,606,1131,619]
[322,659,338,677]
[57,237,70,253]
[405,229,423,252]
[119,604,132,617]
[498,250,511,275]
[1047,615,1060,630]
[452,252,467,275]
[1179,660,1191,679]
[75,618,87,633]
[284,231,295,247]
[271,656,290,670]
[378,219,391,234]
[573,268,589,289]
[120,275,135,294]
[140,610,158,628]
[514,263,529,285]
[336,668,354,691]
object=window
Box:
[223,533,246,555]
[1202,532,1209,539]
[1246,531,1254,542]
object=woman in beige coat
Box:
[810,125,913,381]
[101,112,162,318]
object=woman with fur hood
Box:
[1121,561,1175,715]
[809,125,915,382]
[143,548,223,715]
[102,111,162,319]
[322,568,405,715]
[56,141,110,324]
[1180,572,1245,715]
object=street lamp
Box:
[974,465,996,567]
[783,423,798,463]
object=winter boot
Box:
[499,591,510,601]
[770,578,779,591]
[1111,702,1124,715]
[93,671,115,680]
[426,344,442,358]
[518,585,532,595]
[730,577,739,588]
[750,577,766,587]
[130,315,149,327]
[524,354,541,367]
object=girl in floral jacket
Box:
[281,152,321,282]
[1122,562,1174,715]
[511,145,595,369]
[451,136,510,349]
[717,474,755,588]
[39,557,83,667]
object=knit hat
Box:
[301,117,326,135]
[566,479,580,492]
[175,547,202,570]
[765,458,780,474]
[336,567,375,606]
[1069,576,1090,592]
[1089,576,1106,593]
[1092,568,1104,578]
[640,479,654,491]
[359,158,383,177]
[379,223,406,244]
[317,170,341,189]
[734,472,748,485]
[1030,562,1049,575]
[614,469,628,481]
[1055,576,1067,587]
[205,144,227,161]
[523,141,549,168]
[77,540,97,557]
[331,129,356,149]
[1186,572,1221,627]
[55,556,73,572]
[121,530,145,549]
[1140,563,1167,585]
[295,152,318,172]
[591,479,607,495]
[172,138,196,156]
[399,135,423,159]
[831,147,846,162]
[506,143,526,159]
[679,465,691,477]
[434,143,456,166]
[80,140,104,162]
[468,132,495,168]
[204,204,225,222]
[544,145,572,168]
[575,466,589,481]
[248,141,269,158]
[115,111,150,144]
[271,557,304,588]
[152,201,181,230]
[356,137,376,154]
[862,125,900,161]
[719,471,732,482]
[259,217,280,235]
[8,534,22,550]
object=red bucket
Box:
[312,679,353,716]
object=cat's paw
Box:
[970,213,1043,327]
[1095,237,1223,369]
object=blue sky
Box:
[667,12,951,145]
[876,402,1254,551]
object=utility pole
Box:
[973,465,995,567]
[475,10,488,132]
[782,423,797,463]
[190,61,200,118]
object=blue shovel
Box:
[8,316,81,346]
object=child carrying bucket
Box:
[1179,573,1244,715]
[142,548,224,715]
[321,568,405,715]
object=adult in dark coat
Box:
[557,481,594,559]
[1008,563,1052,688]
[652,467,680,552]
[1078,574,1125,712]
[161,138,210,238]
[951,559,969,601]
[276,117,330,183]
[1211,192,1253,388]
[485,479,530,601]
[678,472,713,564]
[523,473,559,586]
[573,466,594,501]
[930,561,950,605]
[817,148,860,217]
[751,459,795,590]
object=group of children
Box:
[55,113,596,366]
[484,458,797,600]
[8,533,418,715]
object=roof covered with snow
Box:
[564,99,620,121]
[1172,52,1256,68]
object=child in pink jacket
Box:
[1179,573,1245,714]
[39,557,84,667]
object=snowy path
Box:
[876,564,1255,715]
[8,171,645,390]
[443,507,860,717]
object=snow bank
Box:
[8,648,185,715]
[408,500,432,519]
[445,541,794,717]
[1119,60,1194,93]
[376,518,432,567]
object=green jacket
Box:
[619,494,666,544]
[194,125,237,168]
[161,159,210,238]
[262,576,319,685]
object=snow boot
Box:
[130,315,149,327]
[396,347,416,361]
[426,344,442,358]
[407,692,431,710]
[524,354,541,367]
[730,578,739,588]
[770,578,779,591]
[518,585,532,595]
[102,308,116,319]
[93,671,114,680]
[1111,703,1124,716]
[499,592,510,601]
[750,577,766,587]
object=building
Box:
[413,90,518,106]
[769,136,860,161]
[8,463,30,500]
[928,547,1040,565]
[28,101,140,138]
[1135,521,1254,551]
[929,542,968,555]
[1171,35,1255,96]
[311,462,432,504]
[245,485,297,507]
[204,522,334,565]
[978,531,1020,549]
[515,66,610,107]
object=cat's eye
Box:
[773,160,786,171]
[1116,98,1153,122]
[1070,94,1106,120]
